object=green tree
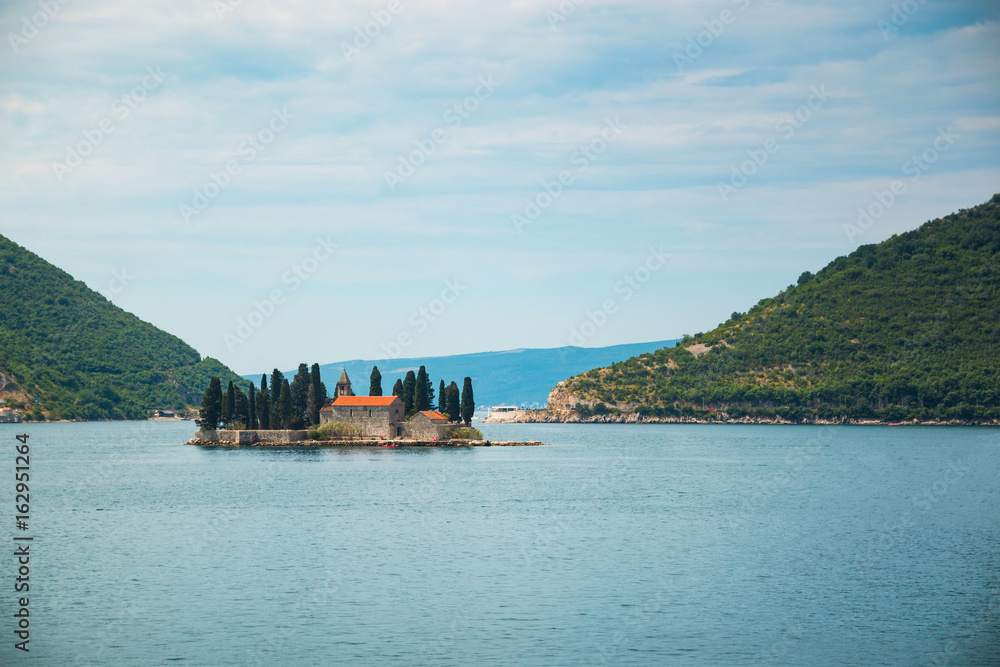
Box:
[415,366,429,412]
[438,380,446,411]
[369,366,383,396]
[307,383,317,427]
[310,363,326,424]
[248,381,257,429]
[197,376,222,430]
[278,379,293,429]
[290,363,310,423]
[461,376,475,425]
[402,370,416,416]
[446,381,460,422]
[257,374,270,429]
[392,379,403,397]
[222,380,235,427]
[233,385,249,428]
[269,371,284,429]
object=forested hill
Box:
[557,194,1000,423]
[0,234,243,420]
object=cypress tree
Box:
[310,363,327,423]
[258,374,270,429]
[248,382,257,429]
[415,366,429,412]
[270,369,285,404]
[369,366,383,396]
[279,379,293,429]
[222,380,236,427]
[290,363,310,423]
[461,376,475,426]
[446,381,460,422]
[438,380,446,411]
[197,376,223,430]
[392,379,403,397]
[307,383,317,426]
[268,370,284,428]
[234,385,249,428]
[402,370,416,416]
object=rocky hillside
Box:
[550,194,1000,423]
[0,234,244,421]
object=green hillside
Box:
[559,194,1000,423]
[0,234,244,421]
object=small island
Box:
[187,368,545,448]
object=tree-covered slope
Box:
[558,194,1000,423]
[0,234,244,420]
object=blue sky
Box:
[1,0,998,375]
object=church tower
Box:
[335,369,353,397]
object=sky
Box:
[1,0,998,375]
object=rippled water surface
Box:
[1,421,997,665]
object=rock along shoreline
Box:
[185,438,545,448]
[492,411,1000,427]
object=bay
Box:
[1,422,997,665]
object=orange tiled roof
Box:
[330,396,400,407]
[420,410,449,421]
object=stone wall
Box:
[195,429,307,444]
[399,420,452,441]
[322,405,402,439]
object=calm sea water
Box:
[0,421,997,666]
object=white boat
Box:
[488,404,521,416]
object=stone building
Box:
[318,370,460,440]
[320,395,405,439]
[401,410,455,440]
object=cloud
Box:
[0,0,998,371]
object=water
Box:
[1,421,997,666]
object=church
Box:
[319,370,457,440]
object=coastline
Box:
[185,437,544,447]
[495,410,1000,427]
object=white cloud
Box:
[0,0,998,370]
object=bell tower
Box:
[335,369,353,397]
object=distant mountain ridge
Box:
[0,234,245,420]
[252,341,678,409]
[552,194,1000,423]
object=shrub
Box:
[308,421,363,440]
[449,427,483,440]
